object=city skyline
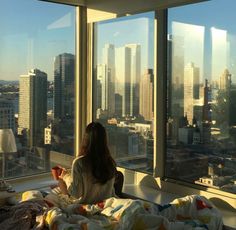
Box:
[0,1,154,81]
[1,0,236,194]
[2,1,236,82]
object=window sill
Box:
[8,173,57,193]
[123,184,236,230]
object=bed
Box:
[0,189,223,230]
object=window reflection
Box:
[0,0,75,179]
[93,13,154,174]
[167,0,236,194]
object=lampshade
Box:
[0,129,17,153]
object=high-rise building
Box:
[219,69,231,90]
[54,53,75,119]
[172,34,184,93]
[184,62,200,125]
[102,44,115,77]
[115,93,122,116]
[115,44,142,117]
[102,44,116,116]
[18,69,47,147]
[139,69,154,121]
[125,44,141,117]
[97,64,114,117]
[202,79,211,122]
[115,46,131,117]
[0,99,15,132]
[211,28,228,83]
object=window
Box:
[0,0,75,179]
[93,12,155,174]
[167,0,236,194]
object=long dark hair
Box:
[79,122,116,184]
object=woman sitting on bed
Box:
[58,122,123,204]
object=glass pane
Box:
[93,12,155,174]
[167,0,236,194]
[0,0,75,179]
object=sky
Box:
[168,0,236,83]
[0,0,75,81]
[95,12,154,75]
[1,0,236,82]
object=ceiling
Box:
[86,0,207,15]
[40,0,207,15]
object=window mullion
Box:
[75,6,87,155]
[154,9,167,178]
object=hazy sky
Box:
[0,0,75,81]
[96,12,154,76]
[2,0,236,82]
[169,0,236,83]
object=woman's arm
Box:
[57,168,69,195]
[67,158,83,198]
[58,178,69,195]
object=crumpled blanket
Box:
[0,190,223,230]
[0,199,48,230]
[44,195,223,230]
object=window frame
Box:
[87,1,236,208]
[5,0,236,210]
[1,0,78,179]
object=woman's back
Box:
[58,122,118,204]
[66,156,116,204]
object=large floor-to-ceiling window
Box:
[0,0,75,179]
[93,12,155,174]
[2,0,235,201]
[167,0,236,194]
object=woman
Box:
[58,122,122,204]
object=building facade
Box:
[54,53,75,119]
[184,62,200,125]
[0,99,15,132]
[139,69,154,121]
[18,69,47,147]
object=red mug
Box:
[51,166,62,180]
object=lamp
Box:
[0,129,17,179]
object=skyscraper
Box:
[18,69,47,147]
[102,44,115,76]
[201,79,211,144]
[139,69,154,121]
[125,44,141,117]
[172,34,184,89]
[115,46,131,117]
[184,62,200,125]
[211,28,228,83]
[0,99,15,132]
[97,64,114,117]
[102,44,115,116]
[54,53,75,119]
[202,79,211,122]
